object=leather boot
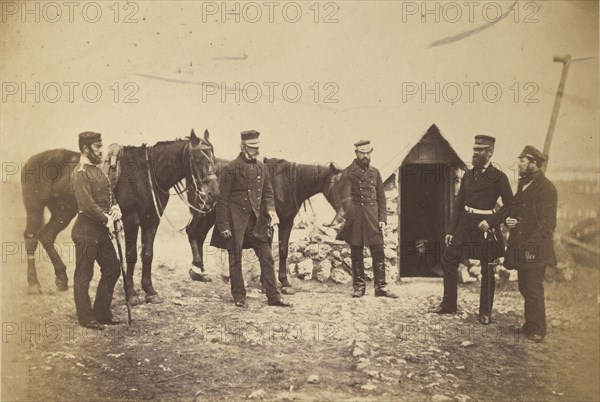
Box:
[433,276,457,313]
[373,261,398,298]
[351,255,366,298]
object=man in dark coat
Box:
[504,146,557,342]
[337,140,398,298]
[71,132,122,330]
[211,130,291,308]
[434,135,514,325]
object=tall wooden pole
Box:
[542,55,572,172]
[396,167,402,282]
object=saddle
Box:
[101,143,124,191]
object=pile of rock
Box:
[455,258,517,285]
[287,222,400,285]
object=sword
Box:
[484,228,497,317]
[112,220,132,325]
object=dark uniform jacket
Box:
[71,158,116,240]
[211,153,276,251]
[504,170,557,269]
[450,163,514,256]
[337,160,386,246]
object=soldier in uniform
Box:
[71,132,122,330]
[337,140,398,298]
[211,130,291,308]
[434,135,513,324]
[504,146,556,342]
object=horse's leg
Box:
[23,201,44,294]
[140,217,162,303]
[123,213,143,306]
[278,218,296,294]
[38,200,76,291]
[187,211,215,282]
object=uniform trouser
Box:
[228,215,280,303]
[350,244,387,292]
[517,264,547,337]
[73,235,120,324]
[441,243,494,315]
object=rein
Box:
[323,170,349,227]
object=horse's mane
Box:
[263,157,289,166]
[122,137,190,152]
[154,137,189,146]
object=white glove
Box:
[109,204,122,221]
[445,234,453,246]
[104,213,114,229]
[268,211,279,227]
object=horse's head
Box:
[188,129,219,213]
[321,162,352,230]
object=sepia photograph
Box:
[1,1,599,400]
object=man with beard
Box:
[71,132,122,329]
[211,130,291,308]
[434,135,513,325]
[504,146,556,342]
[337,140,398,298]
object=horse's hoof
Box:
[55,278,68,292]
[28,284,43,295]
[128,295,143,306]
[145,294,163,304]
[189,269,212,282]
[281,286,296,295]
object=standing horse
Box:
[21,129,219,305]
[185,158,347,293]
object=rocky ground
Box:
[2,188,599,401]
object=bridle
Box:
[175,140,217,215]
[145,138,216,230]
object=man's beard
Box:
[242,150,259,162]
[357,158,370,168]
[89,151,102,165]
[519,165,535,179]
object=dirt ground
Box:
[2,186,599,401]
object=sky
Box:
[1,0,598,181]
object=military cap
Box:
[473,135,496,149]
[241,130,260,147]
[518,145,546,165]
[354,140,373,153]
[78,131,102,148]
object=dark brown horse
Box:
[21,129,219,304]
[185,157,348,292]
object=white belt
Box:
[464,205,494,215]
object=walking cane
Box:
[112,220,132,325]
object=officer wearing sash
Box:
[434,135,513,324]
